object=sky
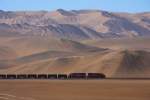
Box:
[0,0,150,13]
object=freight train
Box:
[0,73,106,79]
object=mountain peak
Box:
[0,10,6,14]
[0,10,4,12]
[56,9,75,16]
[71,9,100,13]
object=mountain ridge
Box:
[0,9,150,40]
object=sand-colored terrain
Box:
[0,36,150,78]
[0,80,150,100]
[83,37,150,51]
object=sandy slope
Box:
[0,36,105,57]
[83,37,150,51]
[0,50,150,78]
[0,36,150,78]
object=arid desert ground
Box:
[0,9,150,100]
[0,80,150,100]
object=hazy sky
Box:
[0,0,150,13]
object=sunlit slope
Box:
[0,50,150,78]
[0,37,107,71]
[0,36,106,57]
[0,46,17,60]
[83,37,150,51]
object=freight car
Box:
[38,74,48,79]
[7,74,17,79]
[48,74,57,79]
[68,73,87,79]
[0,74,6,79]
[58,74,68,79]
[87,73,106,79]
[17,74,27,79]
[27,74,37,79]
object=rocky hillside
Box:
[0,9,150,40]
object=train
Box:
[0,73,106,79]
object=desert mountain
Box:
[0,36,107,68]
[0,36,150,77]
[0,46,17,60]
[0,9,150,78]
[0,36,106,57]
[0,49,150,78]
[0,9,150,40]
